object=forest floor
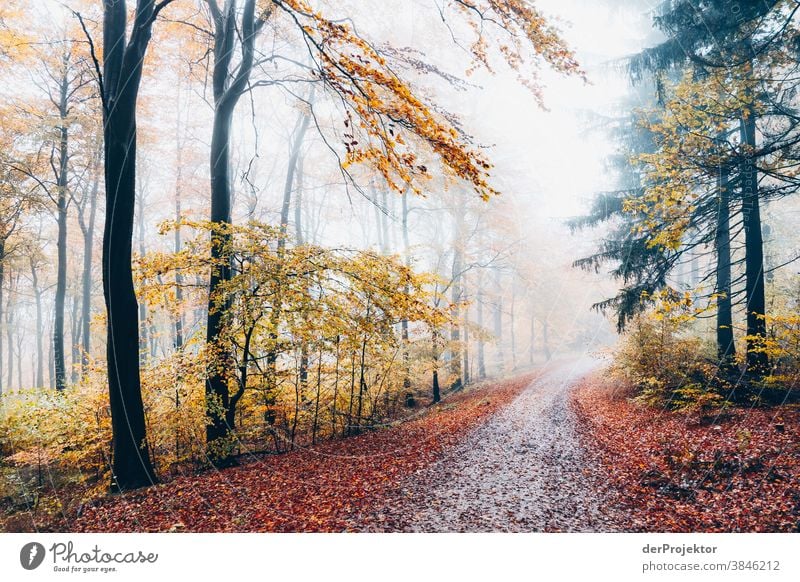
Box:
[33,356,799,533]
[49,358,628,533]
[572,374,800,532]
[55,368,541,532]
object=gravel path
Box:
[365,358,626,532]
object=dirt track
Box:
[363,358,626,532]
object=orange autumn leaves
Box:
[572,377,800,532]
[274,0,581,200]
[60,372,536,532]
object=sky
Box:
[465,0,656,218]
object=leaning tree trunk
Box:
[101,0,164,492]
[715,157,735,366]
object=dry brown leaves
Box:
[571,376,800,532]
[52,372,536,533]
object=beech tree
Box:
[98,0,175,491]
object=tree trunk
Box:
[0,238,5,396]
[476,271,486,379]
[101,0,161,491]
[279,88,312,251]
[715,156,735,365]
[543,319,552,361]
[174,137,184,350]
[53,65,69,391]
[136,184,149,361]
[70,294,80,384]
[432,329,441,403]
[205,0,261,461]
[449,207,464,389]
[30,258,44,387]
[529,314,535,366]
[79,164,100,377]
[400,188,412,393]
[739,105,768,375]
[493,268,504,372]
[6,279,14,390]
[510,278,516,369]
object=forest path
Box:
[363,357,625,532]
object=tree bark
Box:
[0,238,5,396]
[30,257,44,387]
[6,278,14,390]
[739,104,769,375]
[78,158,100,377]
[449,206,464,389]
[715,156,735,365]
[205,0,262,460]
[476,270,486,379]
[53,61,70,391]
[400,188,412,393]
[101,0,164,491]
[493,268,503,372]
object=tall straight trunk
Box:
[449,208,464,389]
[70,295,80,383]
[79,164,99,376]
[294,154,305,245]
[0,238,5,396]
[279,102,312,398]
[53,63,69,391]
[174,143,184,350]
[101,0,163,491]
[205,101,236,453]
[279,89,312,250]
[739,103,768,375]
[715,158,735,365]
[476,271,486,379]
[312,344,322,444]
[136,185,149,361]
[462,274,470,387]
[6,280,14,390]
[48,316,55,389]
[30,258,44,387]
[355,335,368,433]
[510,279,516,369]
[16,330,22,390]
[493,268,503,372]
[543,319,551,360]
[380,190,390,254]
[205,0,262,459]
[331,335,340,435]
[529,313,535,366]
[371,184,386,253]
[432,329,441,403]
[400,188,411,392]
